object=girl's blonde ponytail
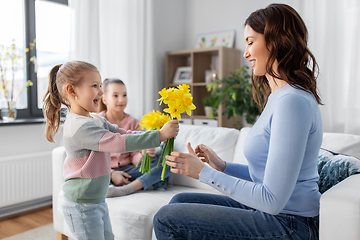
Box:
[43,64,66,142]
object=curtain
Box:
[299,0,360,135]
[69,0,156,120]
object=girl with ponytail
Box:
[43,61,179,240]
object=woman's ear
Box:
[65,84,77,99]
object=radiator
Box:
[0,151,53,217]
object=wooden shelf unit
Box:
[165,46,241,127]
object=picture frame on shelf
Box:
[173,66,192,84]
[195,29,235,48]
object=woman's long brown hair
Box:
[43,61,98,142]
[245,3,322,108]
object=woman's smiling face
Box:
[243,25,270,76]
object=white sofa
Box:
[52,124,360,240]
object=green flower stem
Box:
[158,117,177,181]
[136,154,144,168]
[137,153,152,174]
[160,137,174,181]
[157,139,169,168]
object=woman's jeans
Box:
[112,145,171,190]
[153,193,319,240]
[62,197,114,240]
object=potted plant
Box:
[202,65,261,128]
[202,91,219,118]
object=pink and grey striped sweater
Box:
[62,113,160,203]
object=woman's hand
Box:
[159,120,179,142]
[111,171,131,186]
[165,142,206,179]
[195,144,226,172]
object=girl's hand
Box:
[195,144,226,172]
[142,148,156,157]
[111,171,131,186]
[165,142,206,179]
[159,120,179,142]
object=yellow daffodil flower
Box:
[140,110,170,131]
[144,84,196,180]
[157,88,169,105]
[26,80,33,87]
[164,104,185,120]
[177,84,190,93]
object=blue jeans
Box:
[62,197,114,240]
[112,144,171,189]
[153,193,319,240]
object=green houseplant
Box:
[202,90,219,118]
[203,65,261,127]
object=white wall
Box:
[150,0,301,88]
[185,0,299,63]
[0,123,63,214]
[151,0,187,101]
[0,124,62,158]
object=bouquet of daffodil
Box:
[137,110,171,174]
[157,84,196,180]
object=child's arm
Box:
[65,120,158,154]
[100,129,160,153]
[65,117,179,155]
[159,120,179,142]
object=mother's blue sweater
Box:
[200,84,322,217]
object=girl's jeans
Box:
[112,144,171,190]
[62,197,114,240]
[153,193,319,240]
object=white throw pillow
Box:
[170,124,240,190]
[232,127,251,165]
[322,132,360,159]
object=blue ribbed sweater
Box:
[200,84,322,217]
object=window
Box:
[0,1,27,111]
[35,0,70,109]
[0,0,69,119]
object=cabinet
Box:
[164,46,241,127]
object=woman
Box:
[153,4,322,240]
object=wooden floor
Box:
[0,205,53,239]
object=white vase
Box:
[1,100,17,122]
[204,106,212,117]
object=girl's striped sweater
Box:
[62,113,160,203]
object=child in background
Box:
[98,78,172,198]
[43,61,179,240]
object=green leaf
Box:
[202,65,262,128]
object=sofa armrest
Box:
[52,146,66,232]
[319,174,360,240]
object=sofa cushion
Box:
[317,148,360,194]
[322,132,360,159]
[232,127,251,165]
[173,124,240,160]
[170,124,240,190]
